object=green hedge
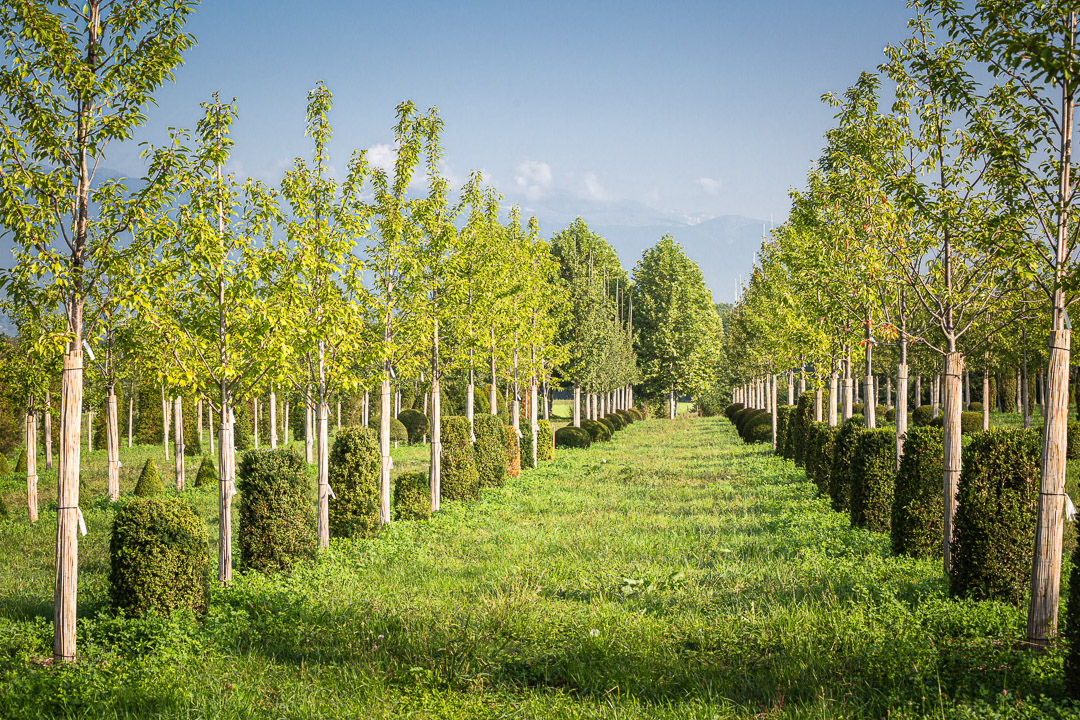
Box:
[912,405,934,427]
[949,428,1041,605]
[849,428,896,532]
[327,427,380,539]
[805,422,838,495]
[960,412,983,435]
[744,413,772,444]
[397,409,429,445]
[109,496,209,617]
[890,426,943,559]
[520,425,536,469]
[775,405,796,459]
[828,416,864,514]
[537,420,554,461]
[442,416,480,501]
[598,417,616,436]
[968,401,983,412]
[237,448,314,575]
[134,458,163,497]
[791,392,815,467]
[555,425,591,449]
[474,414,507,489]
[394,471,431,521]
[724,403,744,419]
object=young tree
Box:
[0,0,196,662]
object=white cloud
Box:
[514,159,553,200]
[581,171,608,201]
[367,143,397,174]
[697,177,723,195]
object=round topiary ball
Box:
[580,419,611,443]
[109,495,210,617]
[394,471,431,521]
[960,411,983,435]
[390,417,408,446]
[555,425,590,449]
[912,405,934,427]
[397,409,429,445]
[134,458,163,497]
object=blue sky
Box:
[113,0,916,230]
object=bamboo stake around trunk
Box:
[173,396,185,491]
[431,374,442,513]
[942,352,963,573]
[828,369,838,427]
[573,386,581,427]
[106,386,119,501]
[380,373,392,525]
[54,343,82,662]
[25,406,38,522]
[317,400,329,548]
[896,361,908,471]
[46,390,54,467]
[305,394,313,464]
[269,388,278,449]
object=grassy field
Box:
[0,414,1077,718]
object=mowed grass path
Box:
[0,416,1076,718]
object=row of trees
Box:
[721,1,1080,649]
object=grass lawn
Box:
[0,415,1077,717]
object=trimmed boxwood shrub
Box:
[849,429,896,532]
[828,416,865,514]
[389,417,408,445]
[617,409,634,425]
[885,408,896,422]
[724,402,744,420]
[474,414,508,489]
[13,447,25,473]
[397,409,429,445]
[852,403,865,415]
[328,427,380,539]
[805,422,838,495]
[605,413,625,431]
[394,471,431,521]
[949,428,1041,604]
[555,425,591,449]
[775,405,796,458]
[891,426,943,559]
[912,405,934,427]
[442,416,480,500]
[537,420,554,461]
[747,420,772,445]
[237,448,314,575]
[0,453,9,476]
[580,419,611,443]
[109,496,210,617]
[790,392,815,467]
[628,408,644,421]
[598,417,616,436]
[968,401,983,412]
[134,458,163,497]
[731,408,749,431]
[505,424,521,478]
[960,412,982,435]
[930,415,944,428]
[193,456,217,488]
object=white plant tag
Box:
[327,484,336,500]
[117,460,122,469]
[229,480,237,499]
[388,456,394,470]
[82,340,95,361]
[470,431,477,444]
[76,507,87,536]
[515,427,522,439]
[1067,493,1077,522]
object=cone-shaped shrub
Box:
[442,416,480,501]
[397,409,429,445]
[194,456,218,488]
[394,471,431,521]
[0,453,10,475]
[474,414,508,489]
[109,496,209,616]
[237,448,314,575]
[505,424,521,478]
[1064,546,1080,698]
[13,447,26,473]
[891,426,943,559]
[555,425,590,449]
[849,429,896,532]
[828,416,864,513]
[537,420,554,461]
[775,405,795,458]
[0,491,7,518]
[328,427,380,538]
[949,428,1040,604]
[134,458,163,496]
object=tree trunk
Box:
[864,331,876,429]
[814,386,822,422]
[512,348,520,431]
[337,399,341,433]
[46,390,54,467]
[87,410,93,453]
[173,396,185,491]
[669,384,676,420]
[490,328,498,417]
[431,374,441,513]
[284,401,290,444]
[305,393,313,463]
[530,345,538,468]
[787,371,794,405]
[54,342,82,662]
[828,369,838,427]
[887,376,892,409]
[162,384,170,460]
[843,352,853,421]
[317,400,329,548]
[983,358,991,431]
[770,374,778,450]
[362,391,368,427]
[25,405,38,522]
[897,361,909,471]
[1029,327,1072,645]
[197,395,203,443]
[269,388,278,449]
[380,373,392,525]
[218,393,234,585]
[209,406,215,455]
[932,370,941,419]
[573,385,581,427]
[964,370,971,410]
[942,352,963,574]
[254,396,259,449]
[106,385,119,501]
[915,375,922,408]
